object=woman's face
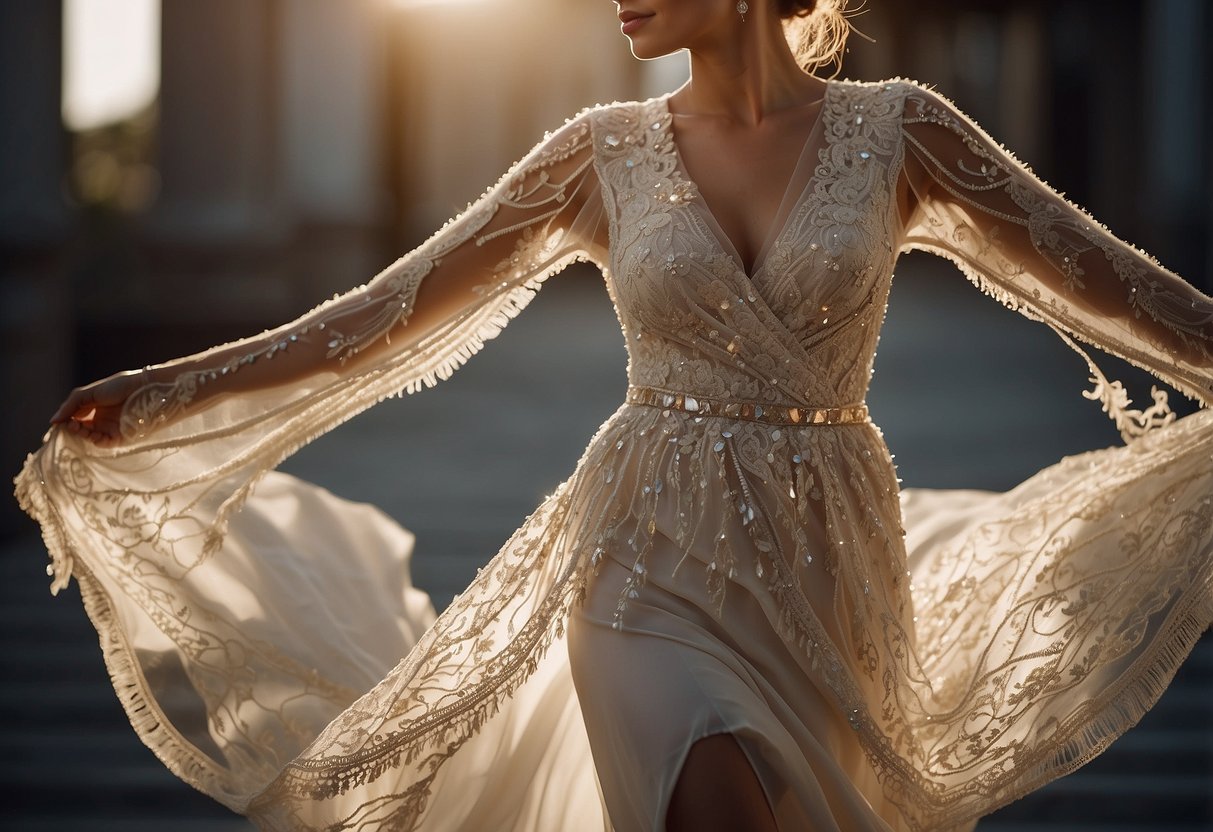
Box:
[614,0,740,60]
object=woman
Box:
[17,1,1213,830]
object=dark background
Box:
[0,1,1209,829]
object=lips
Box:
[618,9,654,35]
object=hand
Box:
[50,369,149,447]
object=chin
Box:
[626,36,678,62]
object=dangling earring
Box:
[737,1,749,22]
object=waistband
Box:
[625,386,869,426]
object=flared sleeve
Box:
[896,80,1213,437]
[13,108,605,809]
[886,81,1213,828]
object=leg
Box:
[665,733,779,832]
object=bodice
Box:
[591,80,907,410]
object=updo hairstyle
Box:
[777,0,855,76]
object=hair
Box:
[778,0,857,76]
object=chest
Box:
[596,82,904,313]
[668,108,825,273]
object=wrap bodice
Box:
[594,81,903,411]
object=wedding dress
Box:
[15,77,1213,832]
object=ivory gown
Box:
[15,77,1213,831]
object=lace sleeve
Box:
[896,80,1213,437]
[121,109,606,440]
[17,106,606,591]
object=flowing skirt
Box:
[15,403,1213,831]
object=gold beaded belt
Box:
[625,386,869,426]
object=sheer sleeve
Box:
[18,107,606,591]
[10,107,606,808]
[896,80,1213,436]
[116,111,605,442]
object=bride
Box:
[20,1,1213,830]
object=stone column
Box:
[278,0,393,299]
[143,0,294,327]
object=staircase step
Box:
[4,820,254,832]
[985,772,1212,824]
[1,762,249,822]
[1079,729,1213,777]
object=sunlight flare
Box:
[62,0,161,131]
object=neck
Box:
[673,9,824,124]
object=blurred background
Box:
[0,0,1209,829]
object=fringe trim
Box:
[252,492,1212,831]
[204,260,583,551]
[251,572,582,832]
[9,463,247,810]
[15,455,246,806]
[71,557,250,810]
[14,452,75,594]
[14,455,267,809]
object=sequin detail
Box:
[626,386,869,426]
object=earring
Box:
[737,0,749,22]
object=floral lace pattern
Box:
[14,78,1213,832]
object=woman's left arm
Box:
[896,79,1213,420]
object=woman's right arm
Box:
[53,109,607,445]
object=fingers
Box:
[50,384,115,427]
[49,373,141,441]
[50,395,85,424]
[51,390,100,424]
[89,410,122,438]
[51,402,99,427]
[61,411,123,446]
[54,387,119,444]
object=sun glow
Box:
[62,0,161,131]
[389,0,485,9]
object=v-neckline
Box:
[661,79,834,279]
